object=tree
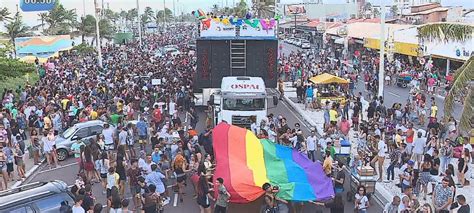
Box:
[252,0,275,18]
[78,15,96,43]
[234,0,249,17]
[373,8,380,18]
[155,8,173,23]
[390,5,398,17]
[418,23,474,131]
[4,13,31,56]
[37,13,48,33]
[42,2,78,35]
[0,7,12,23]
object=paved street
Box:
[23,95,383,212]
[279,42,464,121]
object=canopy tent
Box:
[309,73,349,84]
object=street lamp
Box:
[137,0,143,47]
[94,0,103,68]
[378,0,386,98]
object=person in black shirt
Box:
[313,193,344,213]
[451,195,470,213]
[80,184,94,212]
[430,149,440,176]
[333,162,345,194]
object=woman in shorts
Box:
[0,146,9,191]
[197,175,214,213]
[95,152,110,194]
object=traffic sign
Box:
[20,0,56,12]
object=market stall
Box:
[309,73,350,105]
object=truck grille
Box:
[231,116,252,129]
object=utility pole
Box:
[94,0,103,68]
[163,0,167,31]
[137,0,143,47]
[83,0,86,17]
[173,0,176,22]
[378,0,386,98]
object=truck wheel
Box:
[402,83,407,88]
[57,149,68,161]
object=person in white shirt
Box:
[71,195,85,213]
[412,131,426,170]
[267,124,277,142]
[370,135,386,182]
[306,131,317,162]
[102,123,115,150]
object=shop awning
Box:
[309,73,349,84]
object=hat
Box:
[407,160,415,166]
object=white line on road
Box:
[173,193,178,207]
[37,162,78,174]
[388,92,401,98]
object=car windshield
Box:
[61,127,76,139]
[223,98,265,111]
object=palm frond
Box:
[444,56,474,122]
[418,23,474,43]
[458,89,473,132]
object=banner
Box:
[285,5,306,15]
[394,42,419,57]
[200,18,276,38]
[200,19,237,37]
[15,35,73,63]
[364,38,380,50]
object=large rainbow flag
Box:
[213,122,334,203]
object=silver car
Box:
[55,120,110,161]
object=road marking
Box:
[173,193,178,207]
[388,92,401,98]
[37,162,78,174]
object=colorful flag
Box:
[213,122,335,203]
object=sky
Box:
[0,0,473,27]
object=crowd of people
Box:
[274,36,473,212]
[0,24,236,213]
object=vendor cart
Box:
[396,74,412,88]
[346,167,376,202]
[334,138,351,165]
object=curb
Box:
[282,91,392,208]
[282,95,318,128]
[11,158,45,189]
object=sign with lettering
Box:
[230,84,260,90]
[20,0,56,12]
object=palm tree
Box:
[234,0,248,17]
[37,13,48,33]
[252,0,275,18]
[0,7,12,23]
[390,5,398,18]
[418,23,474,131]
[4,14,31,56]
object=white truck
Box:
[204,76,278,128]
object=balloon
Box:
[201,19,211,29]
[245,12,252,19]
[244,19,260,28]
[221,18,230,25]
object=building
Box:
[401,3,463,24]
[279,2,359,22]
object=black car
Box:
[0,180,74,212]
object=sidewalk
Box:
[281,82,474,209]
[5,139,44,190]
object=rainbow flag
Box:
[213,122,334,203]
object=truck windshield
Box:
[223,98,265,111]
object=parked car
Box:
[294,38,302,46]
[301,41,311,49]
[0,180,74,212]
[55,120,112,161]
[164,47,181,57]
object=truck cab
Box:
[210,76,275,129]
